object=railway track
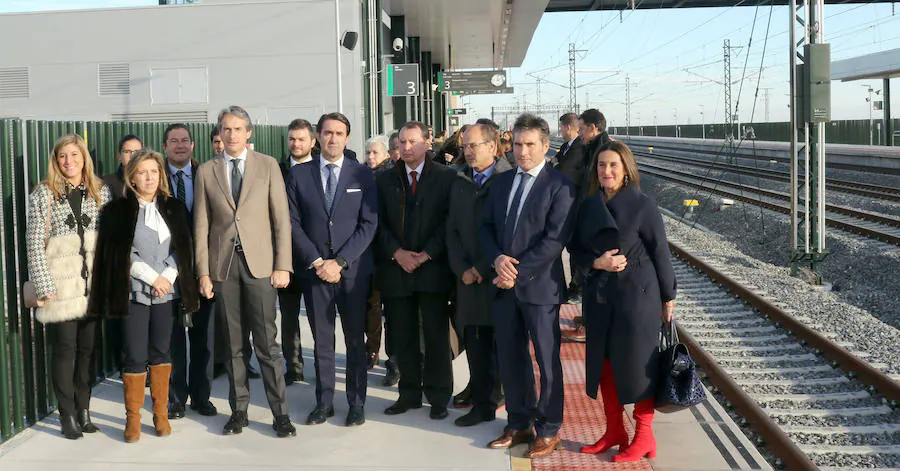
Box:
[637,151,900,203]
[669,239,900,470]
[638,159,900,245]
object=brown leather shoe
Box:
[487,429,533,449]
[524,435,561,458]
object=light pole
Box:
[673,108,679,138]
[699,105,705,140]
[863,84,873,146]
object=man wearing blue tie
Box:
[285,112,378,427]
[480,114,577,459]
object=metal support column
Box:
[390,15,407,129]
[884,77,892,147]
[407,37,420,121]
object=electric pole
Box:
[625,74,631,136]
[724,39,734,145]
[568,43,587,113]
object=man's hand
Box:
[492,276,516,290]
[316,259,343,283]
[270,270,290,289]
[593,249,627,273]
[152,276,172,298]
[461,267,483,285]
[662,300,675,322]
[470,267,483,283]
[412,252,431,268]
[394,249,419,273]
[493,254,519,280]
[199,275,215,299]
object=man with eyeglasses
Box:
[447,123,512,427]
[102,134,143,200]
[161,124,219,421]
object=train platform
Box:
[0,305,770,471]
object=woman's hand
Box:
[593,249,627,272]
[662,300,675,322]
[152,276,172,298]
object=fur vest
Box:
[88,193,200,319]
[26,183,111,324]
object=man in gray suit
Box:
[194,105,295,438]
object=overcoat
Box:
[569,185,676,404]
[446,158,512,330]
[88,192,200,319]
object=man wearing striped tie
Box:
[162,124,218,421]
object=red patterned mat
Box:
[530,304,653,471]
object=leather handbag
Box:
[655,321,706,413]
[23,192,52,310]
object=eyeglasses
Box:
[166,138,191,145]
[462,141,489,151]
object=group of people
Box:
[25,105,675,462]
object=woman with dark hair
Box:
[89,149,199,443]
[569,141,676,462]
[26,134,111,439]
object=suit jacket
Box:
[102,165,126,200]
[447,158,513,329]
[479,164,577,305]
[374,158,457,296]
[555,139,587,196]
[193,150,293,282]
[285,155,377,280]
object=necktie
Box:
[558,142,569,157]
[325,163,337,211]
[175,170,186,202]
[231,158,243,204]
[474,173,485,187]
[409,170,418,196]
[502,172,532,251]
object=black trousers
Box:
[384,291,452,407]
[123,301,175,373]
[277,276,304,376]
[365,285,384,357]
[170,301,214,406]
[302,274,369,408]
[214,249,288,416]
[48,318,97,416]
[464,325,498,412]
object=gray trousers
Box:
[214,248,288,416]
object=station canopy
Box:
[831,48,900,81]
[546,0,896,12]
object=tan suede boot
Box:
[123,373,146,443]
[148,363,172,437]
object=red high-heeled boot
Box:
[580,360,628,454]
[613,397,657,462]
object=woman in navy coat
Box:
[569,141,676,462]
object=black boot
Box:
[77,409,99,433]
[60,414,83,440]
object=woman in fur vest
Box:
[88,149,199,443]
[26,134,111,439]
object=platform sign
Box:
[449,116,460,126]
[448,108,466,116]
[387,64,420,97]
[439,70,507,93]
[452,88,515,96]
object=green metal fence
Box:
[0,119,287,444]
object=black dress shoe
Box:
[382,361,400,387]
[190,401,218,416]
[454,408,496,427]
[305,406,335,425]
[223,411,249,435]
[453,384,472,408]
[272,414,296,437]
[60,414,83,440]
[168,403,186,420]
[429,405,449,420]
[367,352,378,370]
[284,370,304,385]
[345,406,365,426]
[77,409,99,433]
[383,400,421,415]
[246,364,261,379]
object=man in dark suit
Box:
[555,112,588,306]
[285,112,377,427]
[375,121,457,420]
[102,134,142,200]
[447,123,512,427]
[480,114,577,458]
[194,105,295,438]
[578,108,612,199]
[278,118,317,385]
[160,124,218,420]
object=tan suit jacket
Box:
[194,150,293,282]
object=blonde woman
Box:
[89,149,199,442]
[26,134,111,439]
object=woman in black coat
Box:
[88,149,199,443]
[569,141,676,462]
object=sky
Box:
[3,1,899,128]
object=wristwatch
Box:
[335,255,349,270]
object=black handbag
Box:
[655,321,706,413]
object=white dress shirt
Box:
[223,147,248,196]
[405,160,425,186]
[506,159,546,222]
[291,154,313,167]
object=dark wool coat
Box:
[446,158,513,330]
[88,193,200,319]
[568,185,677,404]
